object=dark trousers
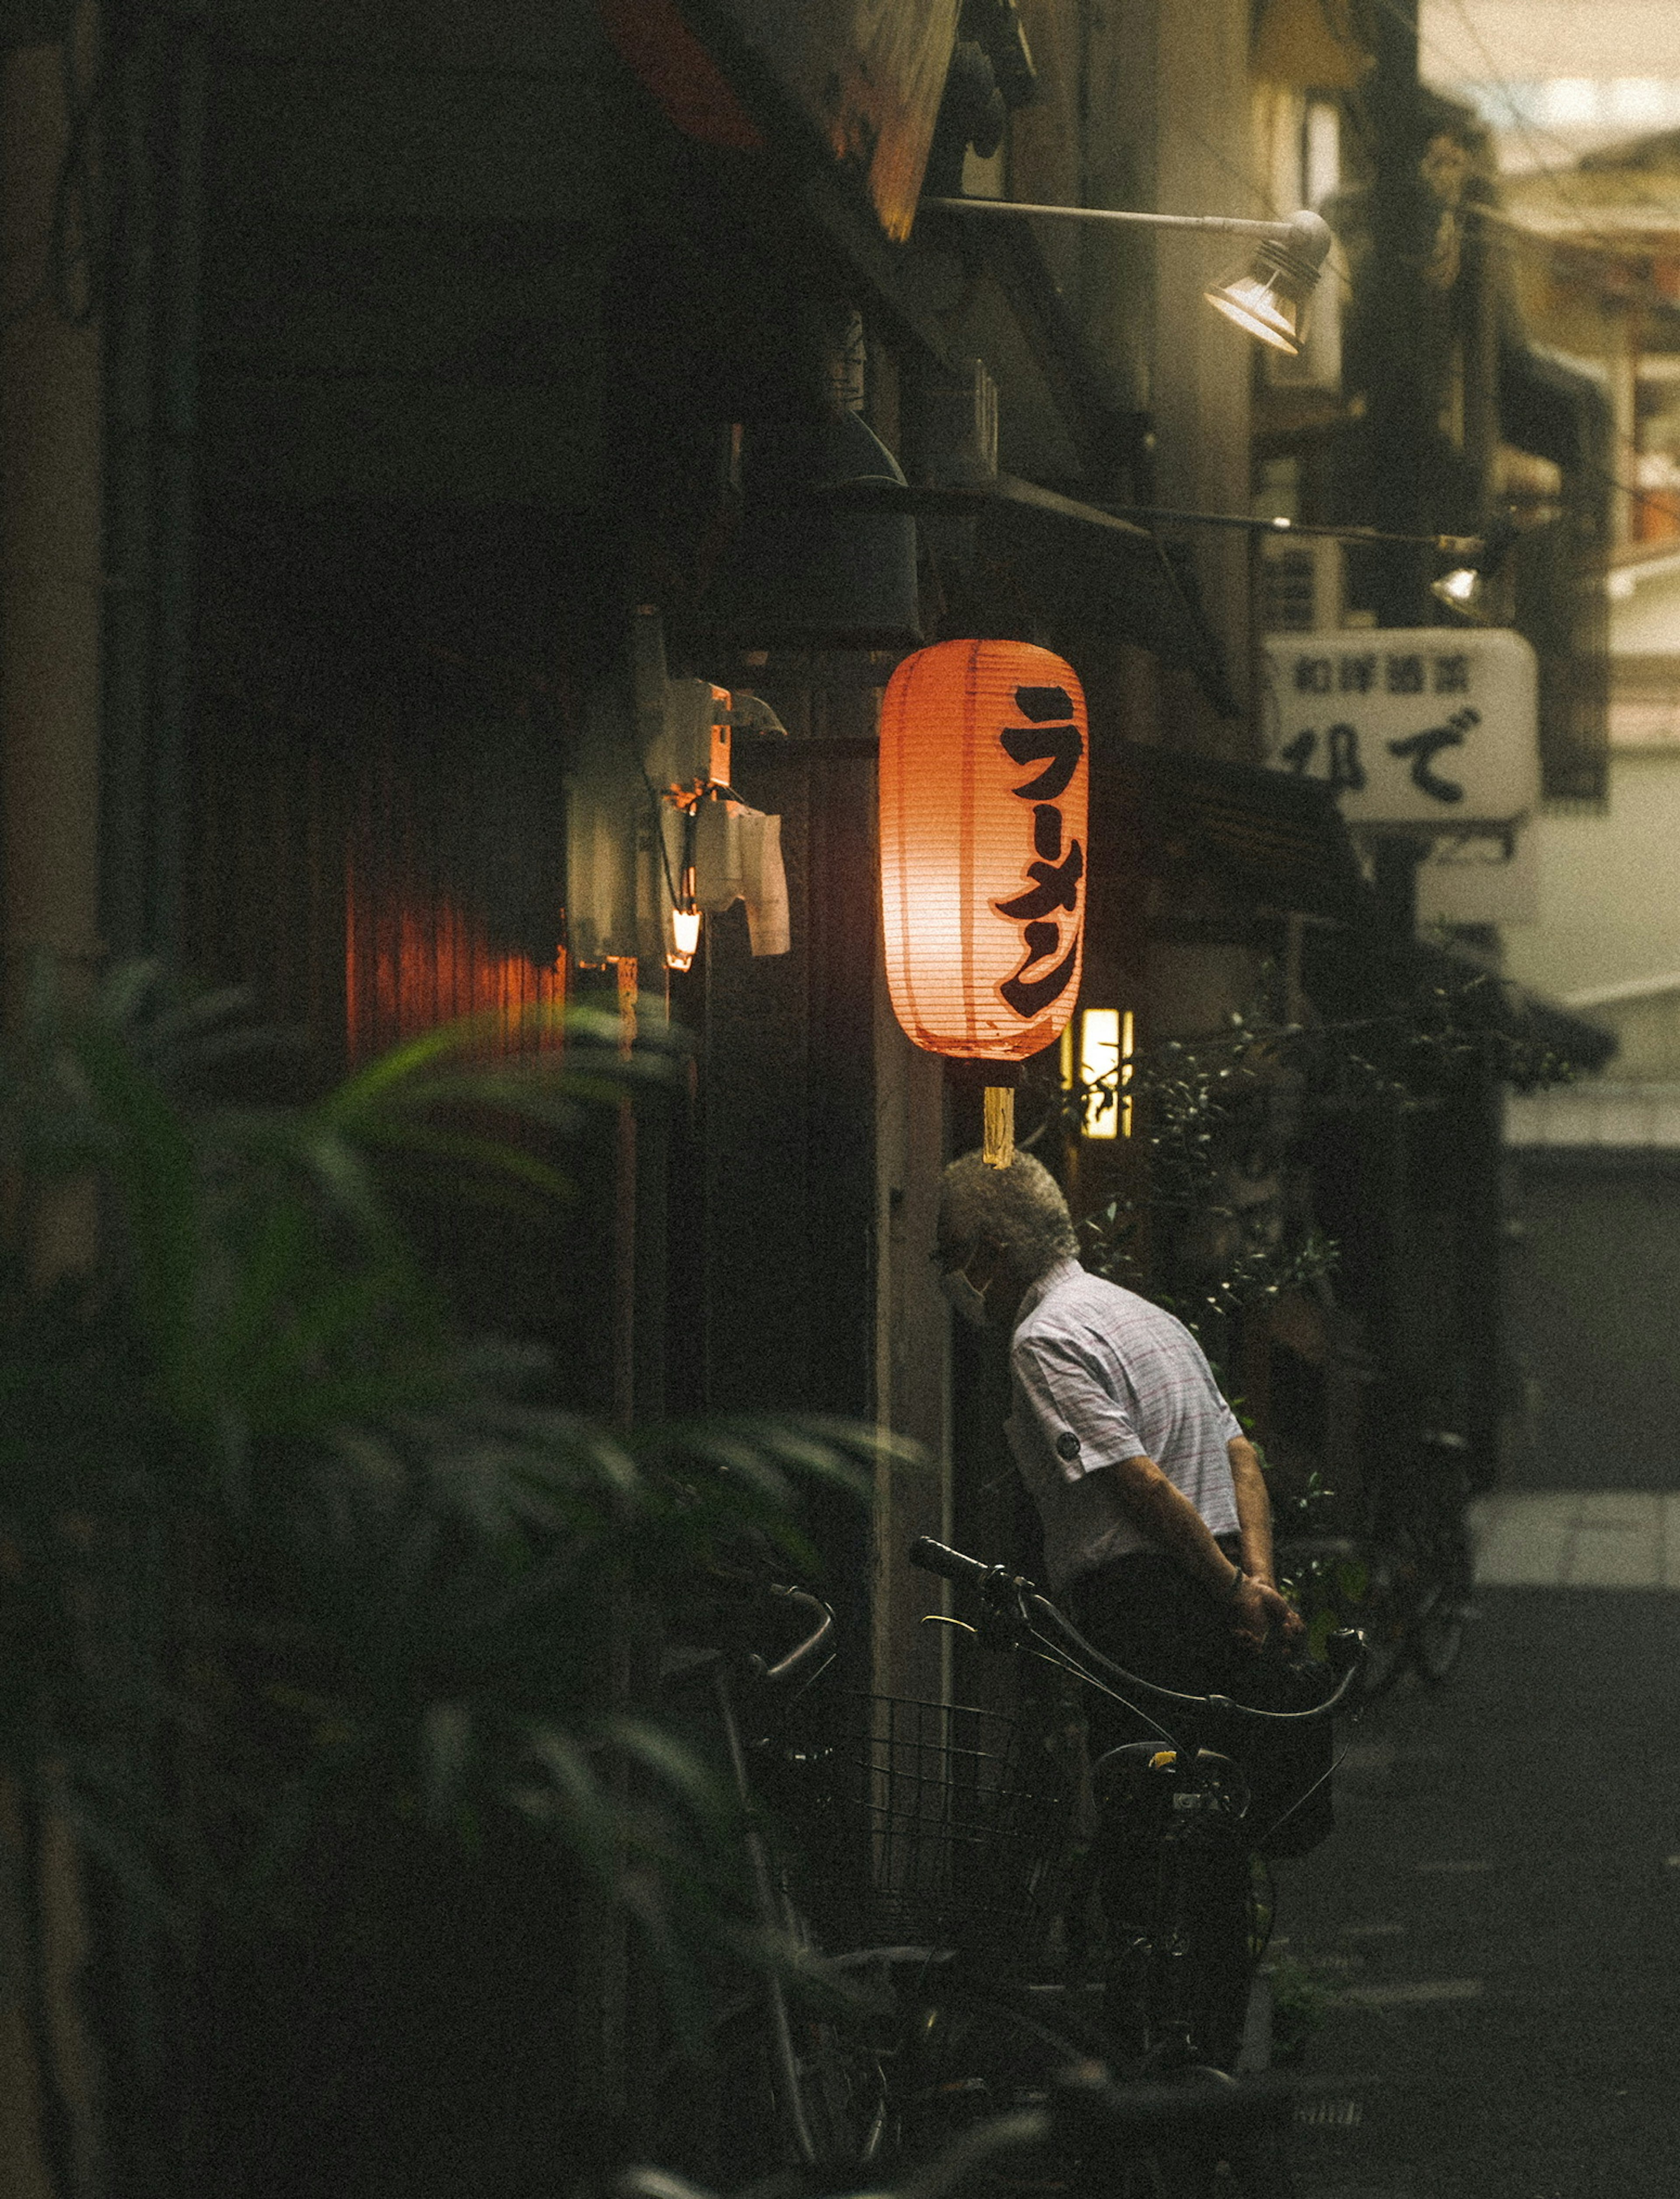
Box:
[1068,1540,1253,2064]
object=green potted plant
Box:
[0,960,889,2199]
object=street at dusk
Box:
[1283,1553,1680,2199]
[4,3,1680,2196]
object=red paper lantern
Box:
[879,639,1089,1064]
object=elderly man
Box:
[934,1147,1304,2059]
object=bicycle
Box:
[1389,1426,1476,1687]
[642,1581,1101,2192]
[638,1566,1358,2197]
[904,1537,1362,2151]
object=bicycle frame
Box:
[695,1585,840,2171]
[648,1567,1332,2193]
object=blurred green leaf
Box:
[0,954,896,2127]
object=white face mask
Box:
[938,1262,990,1331]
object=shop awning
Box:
[822,475,1241,715]
[1089,737,1614,1080]
[1093,740,1370,922]
[1302,922,1618,1088]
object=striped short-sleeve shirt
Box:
[1005,1258,1241,1592]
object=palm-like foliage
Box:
[0,961,892,2195]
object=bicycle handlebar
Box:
[909,1535,1363,1723]
[907,1535,1007,1595]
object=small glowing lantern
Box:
[879,640,1089,1167]
[667,906,701,969]
[1062,1008,1134,1139]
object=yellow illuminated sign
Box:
[1063,1008,1132,1138]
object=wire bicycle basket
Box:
[774,1692,1073,1960]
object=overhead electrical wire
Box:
[1409,0,1680,232]
[1199,3,1680,534]
[1120,137,1672,542]
[1154,70,1676,531]
[1399,0,1680,531]
[1425,0,1611,218]
[1436,0,1680,227]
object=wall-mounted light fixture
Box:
[668,906,702,968]
[651,699,796,976]
[566,608,791,975]
[1429,517,1518,620]
[920,198,1334,357]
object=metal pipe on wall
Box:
[99,1,161,962]
[147,8,208,971]
[0,13,105,1017]
[0,17,107,2194]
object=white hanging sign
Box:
[1417,825,1539,927]
[1259,627,1539,829]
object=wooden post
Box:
[0,16,107,2195]
[0,17,105,1025]
[1360,0,1432,628]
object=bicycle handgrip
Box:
[908,1535,995,1588]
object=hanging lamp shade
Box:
[710,409,922,649]
[880,639,1089,1064]
[1205,212,1333,358]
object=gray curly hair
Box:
[937,1150,1079,1277]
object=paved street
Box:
[1272,1500,1680,2199]
[1471,1492,1680,1589]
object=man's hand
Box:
[1231,1574,1305,1655]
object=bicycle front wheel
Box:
[643,1985,892,2189]
[897,1977,1166,2197]
[1412,1525,1473,1686]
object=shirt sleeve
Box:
[1011,1329,1145,1482]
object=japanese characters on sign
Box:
[994,684,1085,1019]
[1259,627,1539,828]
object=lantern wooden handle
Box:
[982,1086,1015,1169]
